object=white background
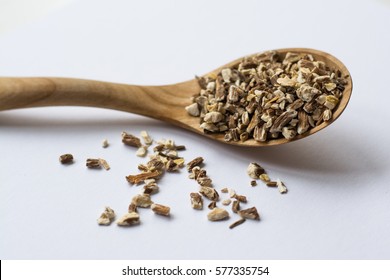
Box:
[1,0,390,260]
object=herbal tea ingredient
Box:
[59,154,74,164]
[97,207,116,225]
[151,203,170,216]
[186,51,348,142]
[117,212,140,226]
[229,218,246,229]
[102,139,109,148]
[207,208,229,221]
[60,132,286,230]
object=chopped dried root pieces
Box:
[208,201,217,209]
[131,194,153,208]
[98,158,110,170]
[190,193,203,210]
[207,208,229,221]
[228,188,236,198]
[151,203,170,216]
[247,163,265,179]
[186,157,204,172]
[142,184,159,195]
[250,180,257,187]
[126,170,161,184]
[199,186,219,201]
[221,187,229,193]
[229,218,246,229]
[259,173,270,182]
[266,181,277,187]
[232,200,240,213]
[128,203,137,213]
[140,131,153,145]
[86,158,101,169]
[59,154,73,164]
[97,207,115,225]
[102,139,109,148]
[166,159,180,172]
[222,199,232,206]
[234,194,247,203]
[197,176,212,187]
[238,207,260,220]
[175,145,186,151]
[147,158,165,172]
[121,132,142,147]
[277,179,288,194]
[136,146,147,157]
[116,212,140,226]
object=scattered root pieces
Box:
[247,162,265,179]
[86,158,110,170]
[207,208,229,221]
[199,186,219,201]
[86,158,102,169]
[222,199,231,206]
[126,170,161,185]
[102,139,109,148]
[247,161,289,193]
[128,203,137,213]
[250,180,257,187]
[277,179,288,194]
[59,154,74,164]
[136,146,147,157]
[97,207,116,225]
[142,183,159,195]
[98,158,110,170]
[117,212,140,226]
[190,193,203,210]
[232,200,240,213]
[221,187,228,193]
[238,207,260,220]
[140,131,153,146]
[208,201,217,209]
[234,194,247,203]
[187,157,204,172]
[259,173,270,183]
[151,203,170,216]
[121,132,142,147]
[229,218,246,229]
[131,194,153,208]
[228,188,236,198]
[266,181,277,187]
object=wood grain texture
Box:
[0,48,352,147]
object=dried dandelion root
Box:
[187,51,348,142]
[117,212,140,226]
[59,154,74,164]
[207,208,229,221]
[97,207,115,225]
[151,203,170,216]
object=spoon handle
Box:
[0,77,194,119]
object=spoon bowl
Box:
[0,48,352,146]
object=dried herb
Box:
[151,203,170,216]
[121,132,142,147]
[190,193,203,210]
[238,207,260,220]
[97,207,115,225]
[207,208,229,221]
[117,212,140,226]
[186,51,348,142]
[86,158,101,169]
[59,154,74,164]
[229,218,246,229]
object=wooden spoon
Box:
[0,48,352,146]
